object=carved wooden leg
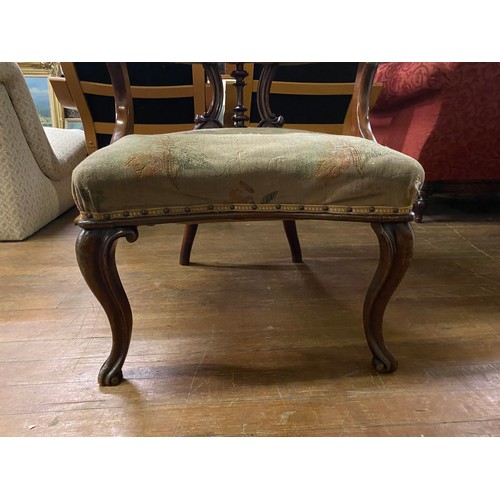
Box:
[283,220,303,263]
[179,224,198,266]
[363,222,414,373]
[76,227,139,386]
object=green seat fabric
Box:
[72,128,425,222]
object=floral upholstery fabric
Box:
[72,128,424,222]
[0,62,87,241]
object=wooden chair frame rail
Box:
[251,81,357,95]
[79,81,198,99]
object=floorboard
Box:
[1,194,500,437]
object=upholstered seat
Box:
[73,128,423,222]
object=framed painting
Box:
[18,62,65,128]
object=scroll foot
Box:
[76,226,138,386]
[363,222,414,373]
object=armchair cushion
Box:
[43,127,89,181]
[72,128,424,222]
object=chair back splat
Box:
[72,62,425,386]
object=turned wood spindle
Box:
[231,63,249,128]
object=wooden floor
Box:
[1,194,500,437]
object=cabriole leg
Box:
[363,222,414,373]
[76,227,139,386]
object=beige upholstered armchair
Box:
[0,62,87,241]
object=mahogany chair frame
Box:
[74,62,415,386]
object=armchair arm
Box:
[373,62,459,110]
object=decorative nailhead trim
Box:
[80,203,414,222]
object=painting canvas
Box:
[25,76,52,126]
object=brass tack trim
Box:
[80,203,414,221]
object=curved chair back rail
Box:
[71,62,425,386]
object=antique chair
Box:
[72,62,424,386]
[0,62,87,241]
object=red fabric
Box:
[371,62,500,182]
